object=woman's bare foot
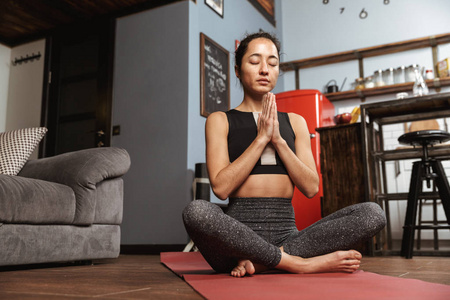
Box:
[230,260,270,277]
[277,249,362,274]
[231,260,256,277]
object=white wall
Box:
[281,0,450,59]
[0,44,11,132]
[6,40,45,159]
[278,0,450,106]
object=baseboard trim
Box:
[120,244,186,255]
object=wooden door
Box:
[41,19,115,157]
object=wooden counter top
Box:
[361,92,450,123]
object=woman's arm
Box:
[269,98,319,198]
[205,110,271,200]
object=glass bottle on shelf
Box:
[412,66,429,96]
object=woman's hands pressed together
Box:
[257,92,282,146]
[256,92,320,198]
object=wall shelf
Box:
[325,77,450,101]
[280,33,450,101]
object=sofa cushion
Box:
[0,127,47,176]
[0,174,76,224]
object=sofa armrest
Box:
[18,147,131,225]
[19,147,130,185]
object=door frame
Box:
[40,17,115,158]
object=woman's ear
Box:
[235,65,240,79]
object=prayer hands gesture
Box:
[257,92,282,145]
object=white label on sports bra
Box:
[253,112,277,165]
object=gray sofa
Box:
[0,147,131,266]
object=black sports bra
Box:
[225,109,296,175]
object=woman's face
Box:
[236,38,279,96]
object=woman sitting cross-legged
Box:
[183,31,386,277]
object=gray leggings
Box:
[182,197,386,273]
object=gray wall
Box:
[112,0,279,245]
[112,2,190,244]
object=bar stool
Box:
[398,130,450,258]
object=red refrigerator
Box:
[276,90,335,230]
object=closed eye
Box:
[268,59,278,67]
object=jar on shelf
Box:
[374,69,385,87]
[364,76,375,88]
[383,67,395,85]
[353,77,365,90]
[406,64,419,82]
[425,69,434,80]
[394,65,406,84]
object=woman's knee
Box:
[182,200,220,227]
[359,202,387,231]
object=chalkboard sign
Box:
[200,33,230,117]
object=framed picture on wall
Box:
[248,0,275,26]
[205,0,224,18]
[200,33,230,117]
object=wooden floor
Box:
[0,254,449,299]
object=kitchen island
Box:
[360,92,450,255]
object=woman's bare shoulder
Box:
[287,112,307,126]
[206,111,228,132]
[286,112,309,137]
[207,111,227,121]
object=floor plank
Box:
[360,256,450,285]
[0,255,202,299]
[0,254,449,299]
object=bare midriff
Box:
[230,174,294,199]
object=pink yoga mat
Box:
[161,252,450,300]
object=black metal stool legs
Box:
[401,159,450,259]
[431,160,450,223]
[401,161,423,259]
[399,130,450,259]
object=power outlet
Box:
[112,125,121,136]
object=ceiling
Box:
[0,0,182,47]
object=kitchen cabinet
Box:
[317,123,365,216]
[316,123,372,254]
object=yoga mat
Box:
[161,252,450,300]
